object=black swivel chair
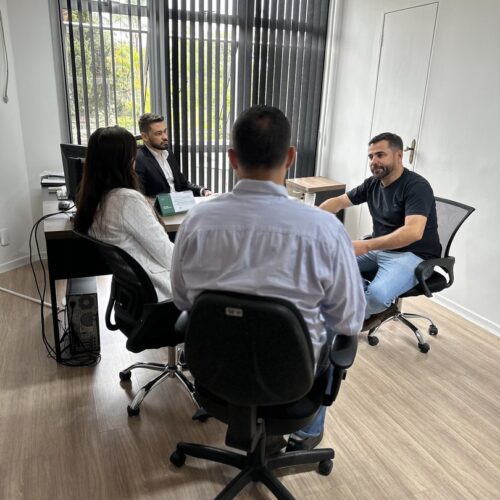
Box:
[74,231,204,418]
[364,197,475,353]
[170,291,357,499]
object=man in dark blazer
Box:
[136,113,212,198]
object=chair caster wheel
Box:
[368,335,379,346]
[318,459,333,476]
[418,342,430,353]
[192,407,210,422]
[170,450,186,467]
[127,405,140,416]
[429,325,438,335]
[119,371,131,381]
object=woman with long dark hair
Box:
[75,126,174,301]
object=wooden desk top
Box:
[286,176,346,193]
[43,196,210,238]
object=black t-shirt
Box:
[347,168,441,259]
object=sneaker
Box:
[265,435,287,457]
[361,303,399,332]
[178,349,188,370]
[286,431,323,452]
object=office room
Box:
[0,0,498,498]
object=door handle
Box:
[404,139,416,164]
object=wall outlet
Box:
[0,228,10,246]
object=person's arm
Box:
[353,214,427,256]
[170,221,191,310]
[135,153,153,197]
[167,154,209,196]
[321,226,366,335]
[121,193,174,268]
[319,193,353,214]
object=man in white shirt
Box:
[171,105,365,452]
[136,113,212,197]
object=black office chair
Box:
[74,231,204,418]
[170,291,357,499]
[364,197,475,353]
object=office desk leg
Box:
[45,237,62,362]
[48,272,62,362]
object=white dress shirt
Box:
[145,144,176,192]
[90,188,174,301]
[171,179,365,364]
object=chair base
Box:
[120,346,205,416]
[367,300,437,353]
[170,436,334,500]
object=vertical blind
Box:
[150,0,330,192]
[59,0,331,191]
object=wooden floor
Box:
[0,263,499,500]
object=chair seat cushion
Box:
[125,301,183,352]
[194,368,329,436]
[362,271,448,298]
[400,272,448,297]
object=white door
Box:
[358,2,439,237]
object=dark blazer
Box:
[135,145,204,197]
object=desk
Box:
[286,176,346,221]
[43,196,190,362]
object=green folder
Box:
[155,191,196,216]
[155,193,176,216]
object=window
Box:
[58,0,331,192]
[58,0,150,144]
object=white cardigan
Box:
[90,188,174,301]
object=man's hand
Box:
[202,188,213,197]
[352,239,371,256]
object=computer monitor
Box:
[60,143,87,200]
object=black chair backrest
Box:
[185,291,315,407]
[435,197,475,258]
[74,231,158,328]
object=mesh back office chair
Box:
[74,231,204,418]
[170,291,357,499]
[365,197,475,353]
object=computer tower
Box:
[66,277,100,355]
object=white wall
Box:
[0,0,64,272]
[6,0,64,223]
[0,0,33,272]
[320,0,500,334]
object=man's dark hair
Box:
[139,112,165,133]
[232,105,291,169]
[369,132,403,151]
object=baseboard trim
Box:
[434,295,500,337]
[0,252,47,274]
[0,255,30,274]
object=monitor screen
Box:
[60,143,87,200]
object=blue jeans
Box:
[293,352,334,438]
[357,250,423,318]
[293,367,333,438]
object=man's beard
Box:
[152,141,168,150]
[371,165,391,180]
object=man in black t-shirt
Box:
[320,132,440,329]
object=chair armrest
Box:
[175,310,189,336]
[415,256,455,297]
[323,334,358,406]
[104,279,120,331]
[329,334,358,369]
